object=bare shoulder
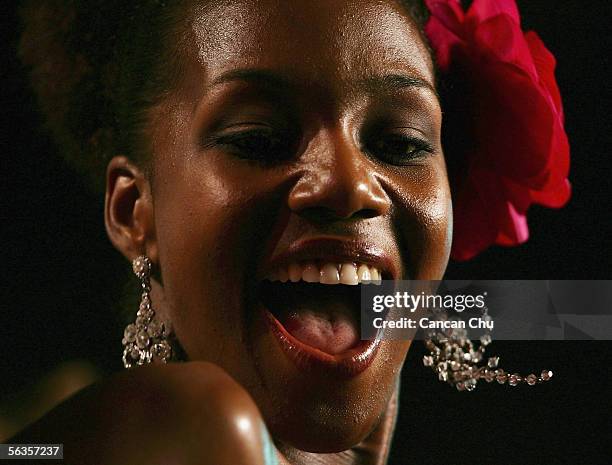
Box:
[12,362,274,465]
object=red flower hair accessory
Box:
[424,0,571,260]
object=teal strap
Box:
[260,421,279,465]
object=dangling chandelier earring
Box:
[423,306,553,391]
[122,255,173,368]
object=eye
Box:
[363,133,434,166]
[209,127,296,164]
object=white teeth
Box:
[357,264,371,283]
[320,263,340,284]
[302,263,320,283]
[340,263,359,285]
[266,262,382,285]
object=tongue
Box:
[259,281,361,355]
[282,311,359,355]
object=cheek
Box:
[150,152,287,359]
[387,159,452,280]
[152,176,240,361]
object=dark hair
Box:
[20,0,430,193]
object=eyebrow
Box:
[208,68,437,97]
[209,69,294,90]
[359,73,438,97]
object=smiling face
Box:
[117,0,451,453]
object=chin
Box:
[251,325,408,452]
[266,382,393,453]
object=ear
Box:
[104,156,158,263]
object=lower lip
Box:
[261,304,381,377]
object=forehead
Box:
[186,0,434,90]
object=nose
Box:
[288,128,391,221]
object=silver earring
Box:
[122,256,173,368]
[423,307,553,391]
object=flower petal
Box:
[426,0,571,260]
[525,31,564,119]
[473,15,536,76]
[467,0,521,25]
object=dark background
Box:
[1,1,611,464]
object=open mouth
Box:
[257,261,385,376]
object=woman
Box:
[14,0,568,463]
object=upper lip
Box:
[259,236,400,281]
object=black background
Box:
[1,1,611,464]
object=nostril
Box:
[298,207,344,223]
[351,209,380,220]
[298,206,379,223]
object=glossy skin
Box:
[20,1,452,463]
[12,363,274,465]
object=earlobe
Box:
[104,156,157,263]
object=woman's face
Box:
[143,0,451,452]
